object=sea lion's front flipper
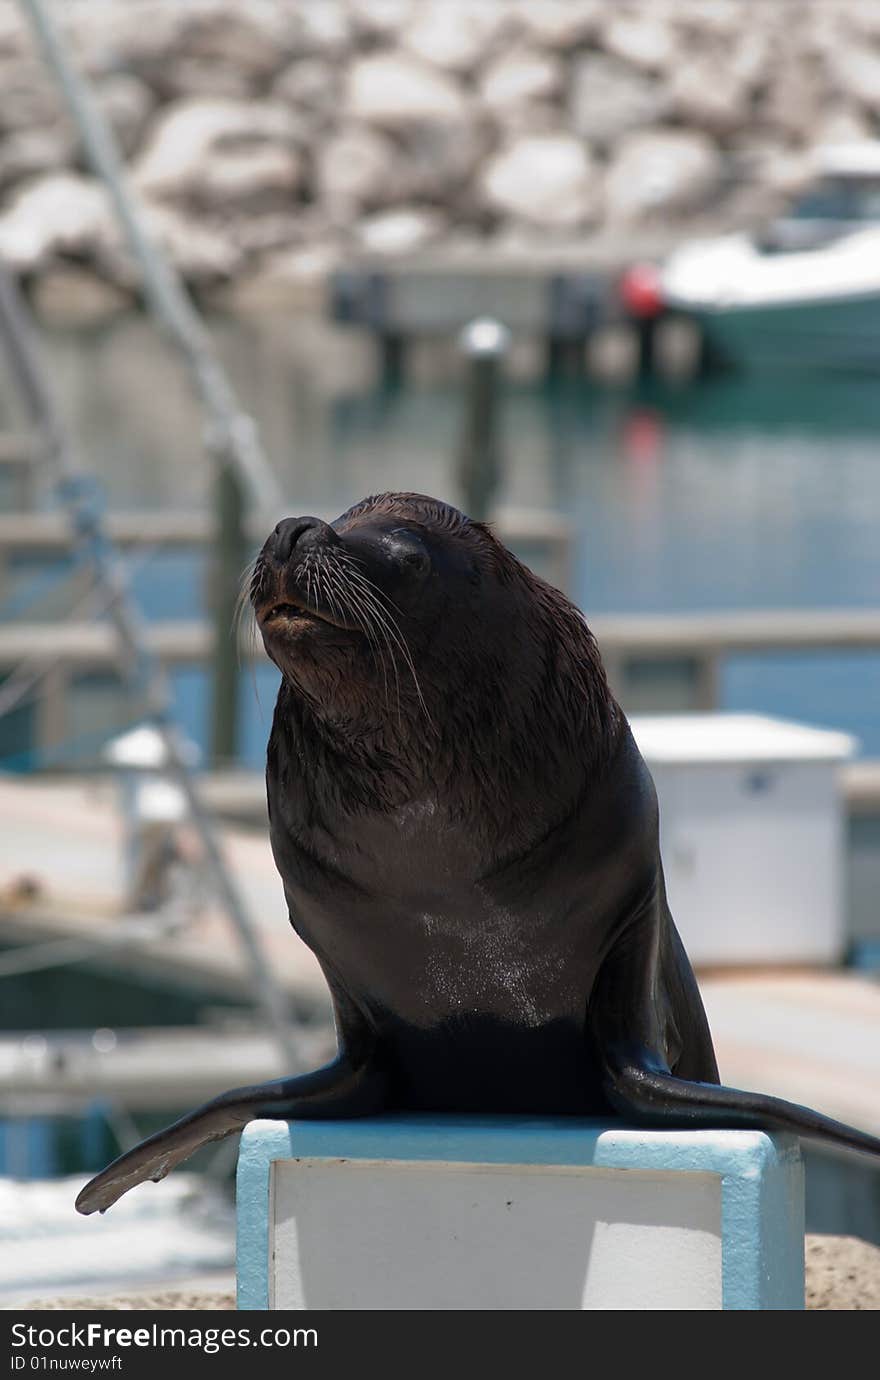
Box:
[75,1053,389,1215]
[591,894,880,1163]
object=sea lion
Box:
[76,492,880,1215]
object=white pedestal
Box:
[236,1116,804,1311]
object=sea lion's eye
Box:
[386,530,431,577]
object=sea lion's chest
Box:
[271,793,609,1030]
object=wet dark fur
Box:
[76,492,880,1215]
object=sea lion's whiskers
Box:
[305,556,315,612]
[334,552,422,661]
[235,556,266,719]
[335,551,408,619]
[317,562,350,641]
[317,560,346,631]
[233,557,260,666]
[334,575,402,723]
[335,555,432,724]
[338,585,397,718]
[341,567,426,715]
[324,550,410,723]
[332,550,416,642]
[320,550,402,717]
[309,554,402,723]
[357,595,430,726]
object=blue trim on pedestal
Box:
[236,1121,293,1313]
[236,1114,805,1311]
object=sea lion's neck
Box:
[268,681,430,821]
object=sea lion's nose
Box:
[270,516,337,564]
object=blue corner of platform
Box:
[236,1121,293,1311]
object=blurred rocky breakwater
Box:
[1,0,879,312]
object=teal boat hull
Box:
[682,290,880,371]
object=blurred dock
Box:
[0,774,329,1014]
[327,249,709,384]
[700,970,880,1141]
[0,1025,331,1113]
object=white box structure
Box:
[237,1117,805,1311]
[629,713,855,967]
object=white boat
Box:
[653,144,880,370]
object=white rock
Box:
[0,6,27,54]
[841,1,880,40]
[759,60,825,142]
[601,13,676,72]
[218,240,345,313]
[348,0,415,40]
[727,140,812,202]
[729,29,773,89]
[488,219,600,263]
[0,128,73,188]
[133,100,302,207]
[100,202,243,283]
[202,146,301,205]
[502,104,570,138]
[396,120,493,202]
[799,2,847,59]
[515,0,602,48]
[175,8,284,81]
[403,2,509,71]
[316,126,400,215]
[93,73,155,156]
[257,240,343,284]
[210,208,323,259]
[479,47,562,115]
[31,267,133,326]
[811,105,874,149]
[482,134,599,229]
[0,61,63,133]
[0,173,108,271]
[670,57,748,134]
[570,53,669,144]
[828,46,880,113]
[66,2,185,78]
[293,0,351,55]
[272,58,339,115]
[604,130,721,223]
[355,206,447,255]
[146,57,254,102]
[672,1,749,40]
[345,51,468,126]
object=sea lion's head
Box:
[252,493,507,708]
[252,493,481,715]
[251,493,617,819]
